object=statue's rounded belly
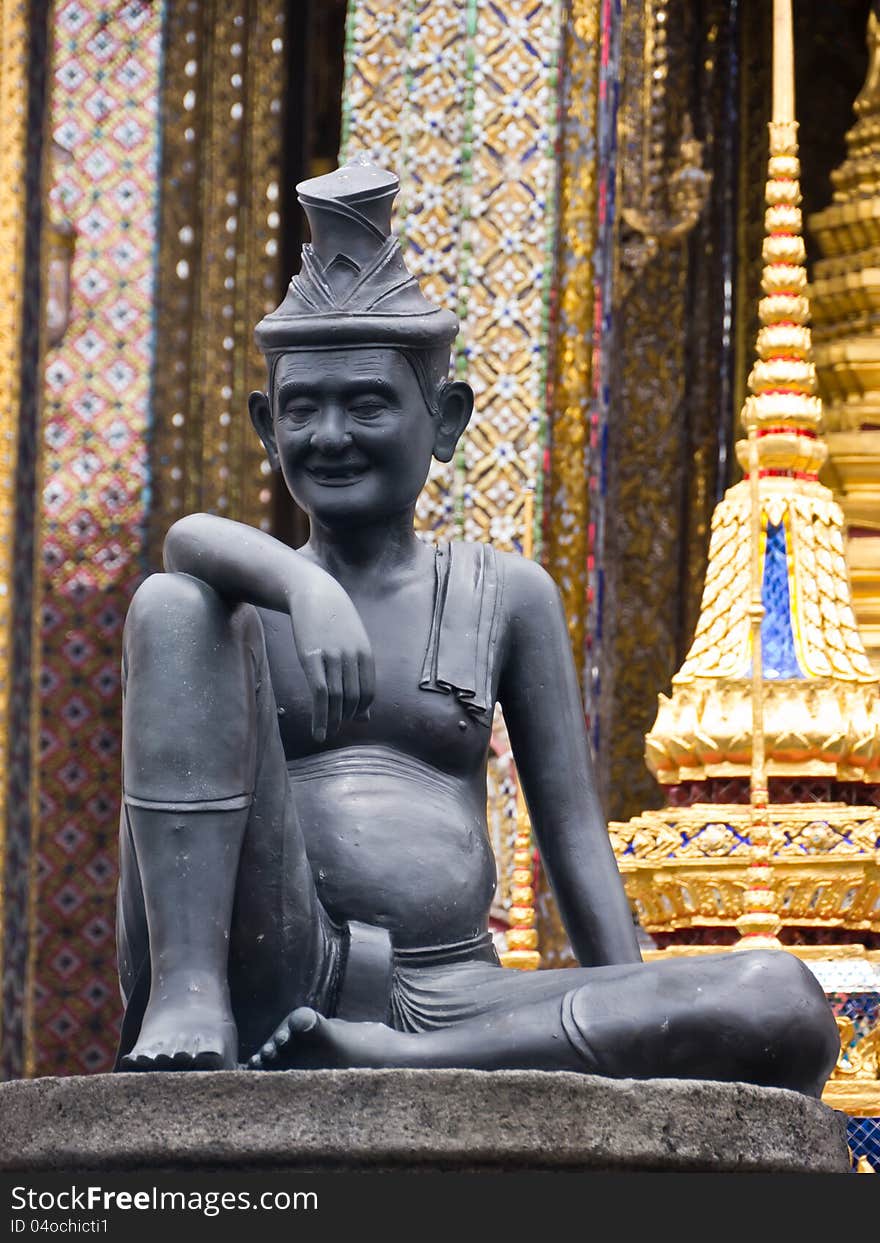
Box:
[288,753,496,947]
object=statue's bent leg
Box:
[116,571,338,1070]
[263,950,838,1096]
[556,950,840,1097]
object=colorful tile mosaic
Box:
[847,1115,880,1173]
[583,0,621,740]
[26,0,164,1078]
[341,0,563,553]
[544,0,601,692]
[534,0,614,969]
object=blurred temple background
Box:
[0,0,878,1169]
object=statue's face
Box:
[265,347,445,526]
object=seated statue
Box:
[115,158,839,1096]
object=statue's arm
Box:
[163,513,374,739]
[164,512,322,610]
[497,555,642,967]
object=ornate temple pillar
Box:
[147,0,287,564]
[602,0,738,825]
[0,0,50,1082]
[24,0,166,1079]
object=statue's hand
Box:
[289,576,375,742]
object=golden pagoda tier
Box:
[609,16,880,1119]
[645,119,880,794]
[613,113,880,938]
[809,12,880,671]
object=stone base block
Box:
[0,1069,851,1174]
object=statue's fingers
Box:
[341,651,360,721]
[302,652,328,742]
[356,648,375,718]
[324,653,344,737]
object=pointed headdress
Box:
[254,157,459,359]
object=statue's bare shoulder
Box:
[492,548,570,681]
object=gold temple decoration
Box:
[643,0,880,794]
[499,489,540,971]
[609,803,880,933]
[619,1,711,286]
[148,0,287,563]
[810,11,880,672]
[610,0,880,1109]
[612,0,880,935]
[545,0,600,687]
[733,421,781,949]
[497,783,541,971]
[45,142,75,349]
[733,0,795,951]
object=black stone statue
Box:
[115,158,839,1095]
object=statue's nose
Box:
[309,408,353,455]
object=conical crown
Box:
[254,156,458,357]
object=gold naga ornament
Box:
[609,0,880,1119]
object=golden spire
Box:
[646,93,877,783]
[608,11,880,1089]
[733,0,806,950]
[645,1,877,788]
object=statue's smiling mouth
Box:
[306,463,369,486]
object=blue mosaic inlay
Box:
[759,521,802,679]
[847,1116,880,1172]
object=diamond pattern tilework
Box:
[847,1116,880,1173]
[343,0,563,551]
[27,0,163,1077]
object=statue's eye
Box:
[284,402,317,421]
[349,399,386,419]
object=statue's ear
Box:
[433,380,474,463]
[249,390,280,471]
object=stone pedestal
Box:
[0,1070,851,1174]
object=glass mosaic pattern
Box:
[761,520,802,678]
[847,1116,880,1172]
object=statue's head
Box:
[249,157,473,526]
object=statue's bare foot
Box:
[249,1007,415,1071]
[121,993,238,1072]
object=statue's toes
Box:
[169,1043,226,1071]
[249,1037,281,1070]
[119,1052,154,1072]
[248,1008,322,1069]
[178,1033,225,1068]
[121,1040,230,1072]
[288,1007,320,1037]
[122,1048,176,1071]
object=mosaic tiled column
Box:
[26,0,165,1078]
[535,0,622,966]
[0,0,48,1080]
[342,0,563,553]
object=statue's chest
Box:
[256,582,494,771]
